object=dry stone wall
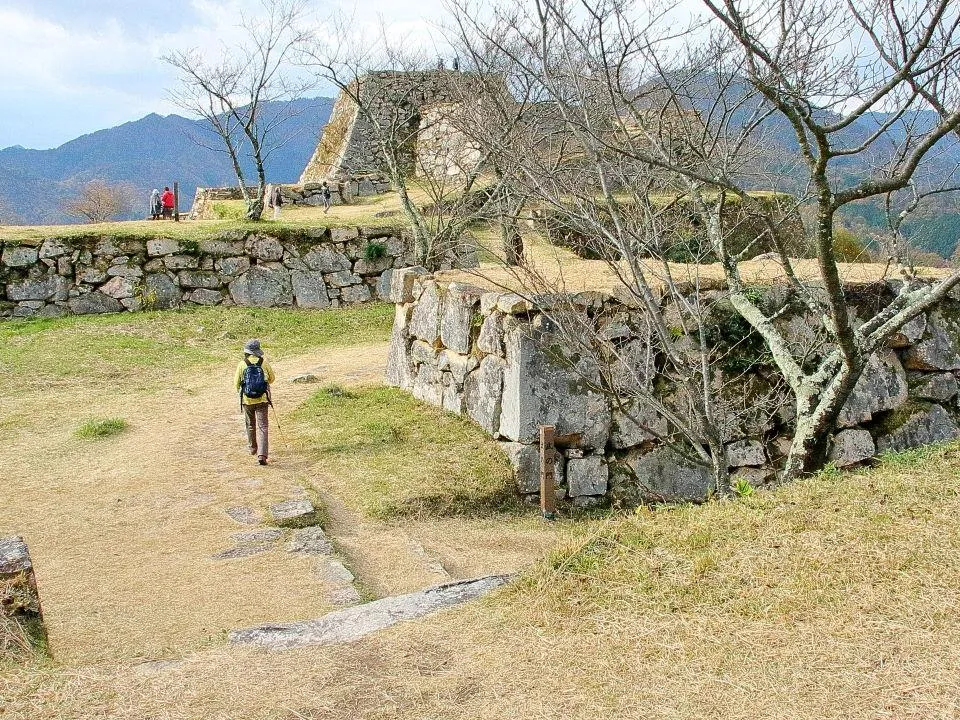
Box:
[387,271,960,507]
[0,228,476,319]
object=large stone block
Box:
[216,256,250,277]
[185,288,224,305]
[725,439,766,467]
[325,270,363,288]
[911,372,959,402]
[386,306,414,389]
[829,428,875,467]
[440,283,483,354]
[388,266,429,303]
[2,246,38,268]
[610,400,669,449]
[613,446,713,503]
[229,265,293,307]
[69,291,124,315]
[341,284,372,304]
[412,362,443,406]
[477,312,504,356]
[144,273,182,309]
[198,239,246,257]
[245,234,284,261]
[875,403,960,453]
[6,275,67,302]
[291,270,330,309]
[303,247,351,272]
[100,276,137,300]
[567,455,609,497]
[146,238,181,257]
[904,314,960,371]
[499,320,611,448]
[0,536,48,659]
[837,350,908,427]
[409,281,442,344]
[499,441,566,494]
[163,254,200,270]
[464,355,504,434]
[38,239,70,259]
[178,270,222,289]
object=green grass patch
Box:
[0,304,393,397]
[74,417,128,440]
[290,384,517,520]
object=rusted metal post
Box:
[173,182,180,222]
[540,425,556,520]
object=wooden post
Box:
[540,425,557,520]
[173,182,180,222]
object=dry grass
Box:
[4,444,960,718]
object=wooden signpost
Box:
[173,181,180,222]
[540,425,557,520]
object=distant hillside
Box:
[0,97,334,224]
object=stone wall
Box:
[189,178,392,220]
[1,536,47,659]
[300,71,491,183]
[387,270,960,507]
[0,228,477,319]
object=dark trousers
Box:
[244,403,269,459]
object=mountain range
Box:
[0,97,334,225]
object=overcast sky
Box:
[0,0,448,150]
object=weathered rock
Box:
[246,234,284,261]
[106,263,143,279]
[354,255,393,275]
[146,238,181,256]
[232,528,282,544]
[477,312,504,356]
[888,314,927,348]
[376,269,394,301]
[325,270,363,288]
[610,400,669,449]
[143,273,182,309]
[341,283,372,303]
[496,293,533,314]
[613,446,713,503]
[409,281,442,344]
[412,362,443,406]
[303,247,351,272]
[464,355,504,434]
[213,543,275,560]
[567,455,608,497]
[442,380,465,413]
[438,351,478,386]
[270,498,319,528]
[904,315,960,371]
[229,575,512,650]
[290,270,330,309]
[911,372,959,402]
[729,466,775,487]
[2,246,38,268]
[163,254,200,270]
[499,441,566,494]
[875,403,960,453]
[178,270,222,289]
[440,283,483,354]
[198,239,246,257]
[388,266,429,303]
[76,264,109,284]
[0,536,48,658]
[100,276,137,300]
[229,266,293,307]
[6,275,67,302]
[290,373,321,384]
[185,289,223,305]
[38,239,70,259]
[69,291,124,315]
[500,320,611,448]
[215,256,251,277]
[829,428,876,467]
[225,506,261,525]
[725,439,766,467]
[288,526,333,555]
[837,351,908,427]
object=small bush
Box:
[75,417,128,440]
[212,202,247,221]
[363,241,387,262]
[732,476,755,498]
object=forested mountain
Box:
[0,97,333,224]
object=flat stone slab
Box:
[225,506,261,525]
[270,499,316,526]
[288,526,333,555]
[0,536,31,574]
[229,574,513,650]
[212,542,275,560]
[232,528,283,544]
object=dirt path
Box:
[0,344,392,664]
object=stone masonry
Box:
[387,271,960,507]
[0,228,477,319]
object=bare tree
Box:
[164,0,312,220]
[61,179,137,223]
[451,0,960,488]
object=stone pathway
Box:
[229,574,513,650]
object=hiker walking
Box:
[235,339,275,466]
[270,184,283,220]
[321,181,332,213]
[150,189,162,220]
[161,186,175,219]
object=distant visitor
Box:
[321,181,332,213]
[235,339,275,466]
[269,184,284,220]
[150,188,162,220]
[161,186,175,219]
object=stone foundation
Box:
[1,228,477,319]
[387,270,960,506]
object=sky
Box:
[0,0,448,150]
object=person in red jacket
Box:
[161,186,175,219]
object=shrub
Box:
[363,241,388,262]
[74,417,128,440]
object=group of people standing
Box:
[149,187,176,220]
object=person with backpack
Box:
[321,181,332,213]
[234,339,275,465]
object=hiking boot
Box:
[258,456,268,466]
